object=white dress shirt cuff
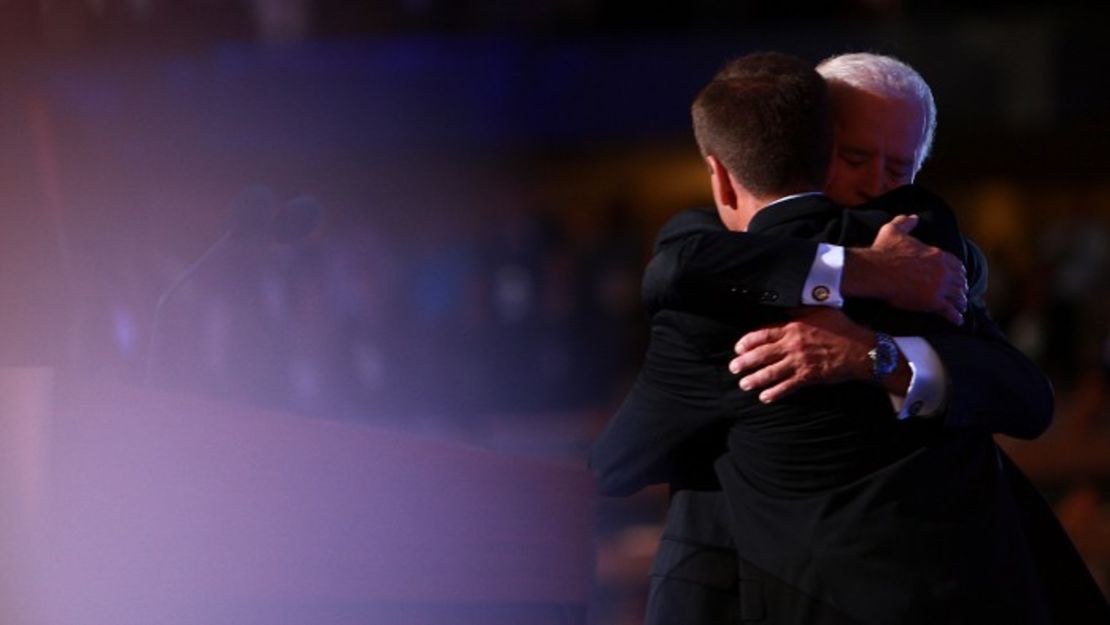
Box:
[801,243,845,308]
[889,336,949,420]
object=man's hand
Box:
[728,308,909,403]
[843,214,968,325]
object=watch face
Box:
[871,333,898,381]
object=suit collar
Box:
[764,191,825,208]
[748,193,839,233]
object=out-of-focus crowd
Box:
[115,195,648,425]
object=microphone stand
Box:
[142,230,232,387]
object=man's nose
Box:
[858,169,883,201]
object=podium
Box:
[1,369,595,625]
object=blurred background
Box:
[0,1,1106,623]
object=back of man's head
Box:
[691,52,832,199]
[816,52,936,171]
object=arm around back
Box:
[642,207,817,317]
[589,311,732,496]
[926,307,1054,440]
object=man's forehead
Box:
[832,88,924,151]
[838,143,914,159]
[830,85,922,118]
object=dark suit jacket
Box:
[593,187,1054,496]
[590,186,1107,623]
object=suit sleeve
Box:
[924,302,1054,439]
[858,189,1054,439]
[652,190,1053,441]
[589,313,731,496]
[643,209,818,316]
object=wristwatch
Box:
[868,332,899,383]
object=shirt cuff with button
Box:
[801,243,845,308]
[887,336,949,420]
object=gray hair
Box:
[816,52,936,172]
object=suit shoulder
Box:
[870,184,958,223]
[654,207,724,252]
[853,185,965,256]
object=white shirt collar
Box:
[763,191,825,209]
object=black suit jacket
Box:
[593,187,1052,497]
[642,194,1050,441]
[590,186,1107,623]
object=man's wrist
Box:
[801,244,845,307]
[891,337,949,419]
[869,332,900,383]
[842,247,888,300]
[858,329,910,396]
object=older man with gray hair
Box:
[591,51,1107,624]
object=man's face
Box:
[823,86,926,207]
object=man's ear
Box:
[707,155,737,213]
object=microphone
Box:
[225,184,278,239]
[273,194,322,245]
[143,185,276,386]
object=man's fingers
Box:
[943,253,965,277]
[729,343,782,376]
[739,360,793,393]
[946,273,969,309]
[735,326,785,355]
[887,213,919,235]
[941,303,963,326]
[941,281,966,310]
[932,250,969,321]
[758,378,800,404]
